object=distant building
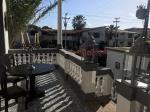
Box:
[64,26,107,49]
[125,27,150,37]
[28,26,107,49]
[64,27,139,48]
[26,25,140,49]
[109,30,138,47]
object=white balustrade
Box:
[8,49,58,66]
[57,49,96,94]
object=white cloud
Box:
[128,12,137,19]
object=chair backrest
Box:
[4,54,15,71]
[0,64,8,93]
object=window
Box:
[115,62,120,69]
[93,33,100,38]
[128,34,133,38]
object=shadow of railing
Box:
[16,70,73,112]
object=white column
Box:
[2,0,9,53]
[57,0,62,48]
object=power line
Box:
[68,12,138,20]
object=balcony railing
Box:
[8,48,98,95]
[57,49,97,94]
[8,48,58,66]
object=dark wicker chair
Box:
[0,64,28,112]
[5,54,26,85]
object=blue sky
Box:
[36,0,148,30]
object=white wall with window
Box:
[106,47,129,79]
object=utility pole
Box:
[143,0,150,37]
[57,0,62,48]
[113,17,120,47]
[63,13,70,49]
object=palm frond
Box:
[33,0,65,24]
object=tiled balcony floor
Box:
[1,69,90,112]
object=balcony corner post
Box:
[57,0,63,49]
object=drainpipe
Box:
[57,0,62,48]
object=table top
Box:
[10,63,55,77]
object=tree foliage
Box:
[105,25,115,46]
[6,0,65,47]
[33,0,65,24]
[42,26,52,29]
[72,15,86,30]
[7,0,42,45]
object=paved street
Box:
[1,69,91,112]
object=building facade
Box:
[109,30,138,47]
[25,26,141,49]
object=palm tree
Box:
[72,15,86,30]
[105,25,115,46]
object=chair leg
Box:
[25,97,28,110]
[26,79,29,91]
[0,97,1,111]
[5,98,8,112]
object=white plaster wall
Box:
[107,50,125,79]
[81,70,96,93]
[102,75,113,95]
[125,55,150,72]
[3,0,9,53]
[107,49,150,79]
[117,95,146,112]
[116,94,131,112]
[140,57,150,71]
[131,101,144,112]
[56,53,66,69]
[95,75,113,96]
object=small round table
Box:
[10,63,55,100]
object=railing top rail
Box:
[59,49,97,71]
[116,80,150,107]
[8,48,58,54]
